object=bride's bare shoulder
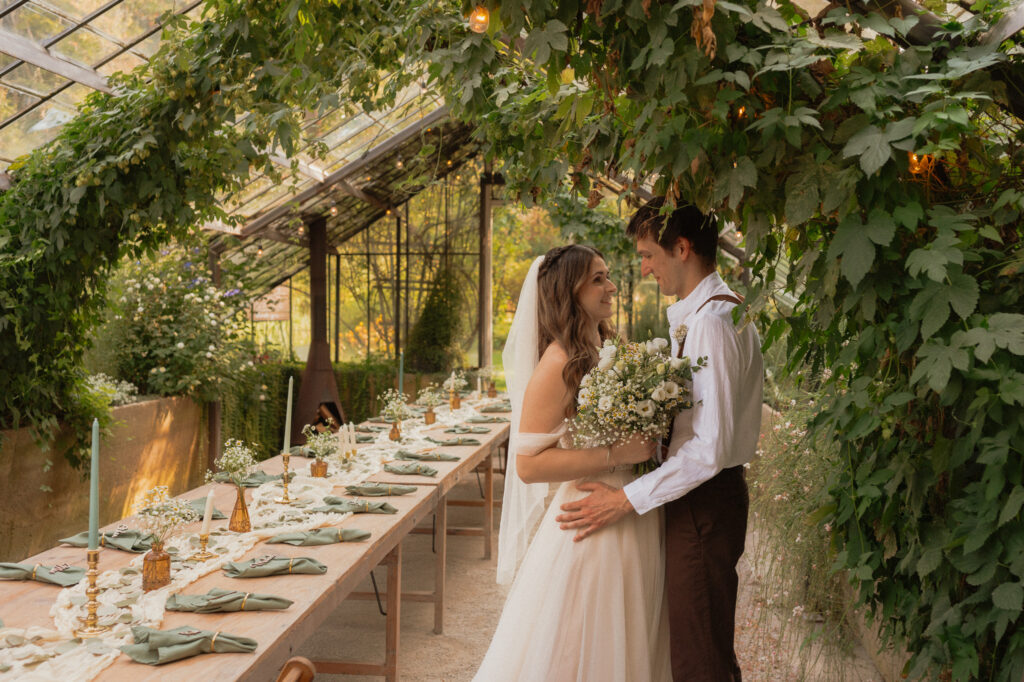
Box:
[520,343,571,431]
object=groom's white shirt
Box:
[623,271,763,515]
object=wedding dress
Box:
[474,255,670,682]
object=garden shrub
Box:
[406,265,464,373]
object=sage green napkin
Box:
[60,528,155,553]
[356,434,375,443]
[445,425,490,434]
[384,462,438,477]
[120,625,257,665]
[312,497,399,514]
[426,436,481,446]
[288,445,314,457]
[356,424,387,432]
[222,555,328,578]
[188,496,227,520]
[165,587,292,613]
[479,402,512,413]
[395,449,459,462]
[345,482,417,496]
[266,528,371,545]
[465,415,509,423]
[368,416,390,423]
[212,470,293,487]
[0,562,84,587]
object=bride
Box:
[473,244,671,682]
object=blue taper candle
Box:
[283,376,294,452]
[88,418,99,550]
[398,351,404,393]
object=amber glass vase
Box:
[389,422,401,441]
[424,407,436,425]
[310,458,328,477]
[487,382,497,398]
[229,485,251,533]
[142,541,171,592]
[449,390,461,410]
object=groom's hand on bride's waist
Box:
[556,482,634,542]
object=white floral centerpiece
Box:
[442,370,468,394]
[301,419,338,461]
[417,384,445,408]
[133,486,199,545]
[380,388,414,422]
[206,438,258,487]
[573,338,705,471]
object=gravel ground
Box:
[299,469,883,681]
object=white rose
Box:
[656,362,666,374]
[644,340,655,354]
[598,396,613,412]
[176,342,185,349]
[662,381,680,398]
[670,357,684,370]
[636,400,655,418]
[651,387,667,401]
[599,345,616,360]
[598,355,615,371]
[651,337,669,351]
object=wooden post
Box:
[207,248,223,469]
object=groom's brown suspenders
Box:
[666,291,747,682]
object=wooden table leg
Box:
[385,543,401,682]
[434,496,447,635]
[484,449,494,560]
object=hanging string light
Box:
[468,5,490,33]
[256,246,263,258]
[329,201,339,217]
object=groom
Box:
[556,198,763,681]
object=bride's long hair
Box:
[536,244,616,413]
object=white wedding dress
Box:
[472,425,671,682]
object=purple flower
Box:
[223,288,241,297]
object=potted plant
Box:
[134,486,199,591]
[443,370,468,410]
[207,439,258,533]
[302,419,338,477]
[417,384,444,425]
[380,389,414,440]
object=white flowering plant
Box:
[133,486,199,544]
[86,373,139,407]
[206,438,258,487]
[380,389,414,422]
[301,419,338,461]
[442,370,468,393]
[573,338,705,471]
[476,365,494,381]
[417,384,445,408]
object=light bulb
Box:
[298,224,305,235]
[395,157,404,169]
[469,5,489,33]
[329,204,339,217]
[257,247,263,258]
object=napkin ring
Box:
[240,593,250,611]
[31,564,39,580]
[363,501,370,512]
[336,529,344,543]
[210,631,220,652]
[287,558,294,574]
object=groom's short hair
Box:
[625,197,718,265]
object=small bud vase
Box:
[310,458,328,477]
[424,407,436,425]
[487,382,497,398]
[142,541,171,592]
[229,485,251,533]
[449,390,461,410]
[389,422,401,441]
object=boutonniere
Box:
[671,324,689,348]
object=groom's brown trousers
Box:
[664,465,748,682]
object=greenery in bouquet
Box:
[442,370,468,394]
[380,389,414,422]
[417,384,445,409]
[133,486,199,544]
[301,419,338,461]
[207,438,258,487]
[573,339,704,464]
[476,366,494,381]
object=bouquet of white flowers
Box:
[417,384,445,408]
[206,438,258,487]
[133,486,199,543]
[573,338,704,468]
[302,419,338,461]
[442,370,468,393]
[380,388,414,422]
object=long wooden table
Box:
[0,407,509,682]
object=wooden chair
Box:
[276,656,316,682]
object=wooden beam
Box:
[0,27,112,93]
[336,178,390,211]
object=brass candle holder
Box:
[74,549,110,638]
[275,451,292,504]
[192,533,216,561]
